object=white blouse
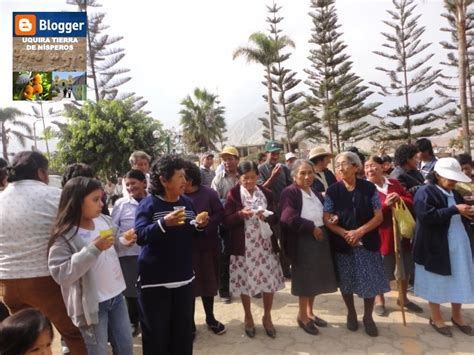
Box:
[300,189,324,227]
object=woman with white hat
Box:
[413,157,474,337]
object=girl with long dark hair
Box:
[48,176,134,355]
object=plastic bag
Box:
[392,199,415,239]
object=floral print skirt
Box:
[229,232,285,297]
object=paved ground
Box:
[53,281,474,354]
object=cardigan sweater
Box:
[223,184,279,256]
[325,179,381,253]
[280,183,325,263]
[376,178,413,256]
[413,183,471,276]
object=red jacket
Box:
[376,178,414,255]
[223,184,279,256]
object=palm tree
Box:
[233,32,295,141]
[0,107,32,161]
[179,88,226,153]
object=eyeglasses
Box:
[335,161,352,169]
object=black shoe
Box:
[310,316,328,327]
[132,323,141,337]
[397,299,423,313]
[363,318,378,337]
[430,319,453,337]
[244,324,256,338]
[346,315,358,332]
[262,317,276,338]
[253,293,262,299]
[297,318,319,335]
[207,320,226,335]
[451,318,474,336]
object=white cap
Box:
[434,157,471,183]
[285,152,297,161]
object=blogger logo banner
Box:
[12,12,87,101]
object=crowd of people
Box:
[0,136,473,355]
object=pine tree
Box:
[259,2,304,151]
[437,0,474,152]
[371,0,449,143]
[67,0,147,111]
[304,0,380,154]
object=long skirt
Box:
[335,247,390,298]
[291,228,338,297]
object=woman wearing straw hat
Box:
[413,157,474,337]
[308,147,337,195]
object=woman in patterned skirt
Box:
[223,161,285,339]
[323,152,389,337]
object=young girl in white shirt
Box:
[48,177,134,355]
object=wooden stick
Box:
[392,211,407,326]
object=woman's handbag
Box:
[392,199,415,239]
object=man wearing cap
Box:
[211,146,240,302]
[285,152,297,170]
[200,152,216,188]
[308,146,337,194]
[258,141,293,277]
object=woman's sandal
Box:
[451,318,474,336]
[262,316,276,338]
[297,318,319,335]
[430,319,452,337]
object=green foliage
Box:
[260,3,304,150]
[233,31,295,140]
[13,72,53,101]
[179,88,226,153]
[56,100,164,176]
[304,0,380,153]
[371,0,450,142]
[67,0,147,111]
[0,107,32,161]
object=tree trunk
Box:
[39,102,50,160]
[1,123,8,161]
[457,1,470,153]
[266,66,275,141]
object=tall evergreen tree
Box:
[67,0,147,111]
[304,0,380,154]
[179,88,226,153]
[371,0,449,143]
[260,2,304,151]
[437,0,474,152]
[437,2,474,107]
[233,32,295,141]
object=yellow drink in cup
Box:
[99,229,114,241]
[173,206,186,225]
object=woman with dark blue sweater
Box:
[413,158,474,337]
[323,152,389,337]
[135,155,209,355]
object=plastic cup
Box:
[173,206,186,224]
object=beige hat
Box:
[219,146,239,158]
[308,147,333,161]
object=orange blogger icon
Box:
[15,14,36,36]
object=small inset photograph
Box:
[52,71,87,101]
[12,71,53,101]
